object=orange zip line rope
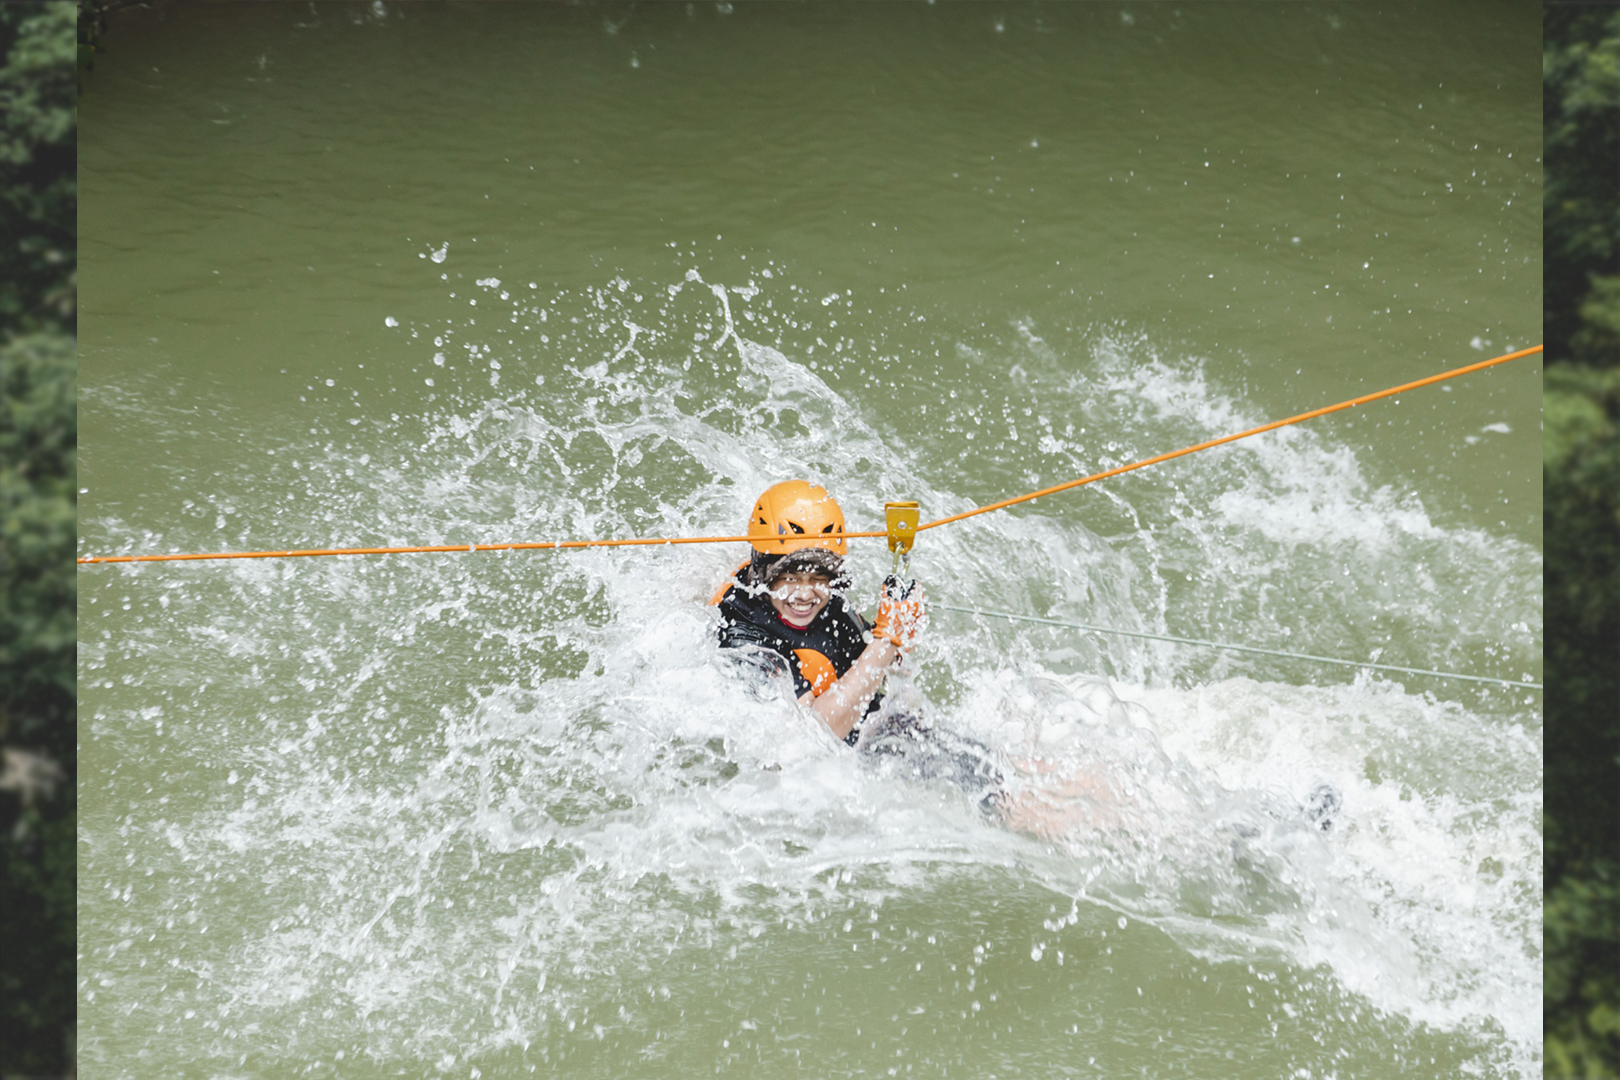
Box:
[918,343,1541,533]
[77,344,1541,566]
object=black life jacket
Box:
[712,565,875,721]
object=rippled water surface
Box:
[79,3,1541,1077]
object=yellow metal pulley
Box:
[884,500,920,576]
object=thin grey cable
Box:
[936,604,1542,691]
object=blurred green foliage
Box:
[0,1,75,1074]
[1544,366,1620,1079]
[1545,5,1620,368]
[0,333,76,757]
[0,2,74,334]
[1545,8,1620,1077]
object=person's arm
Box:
[800,638,900,740]
[800,579,924,740]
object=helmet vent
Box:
[747,480,846,556]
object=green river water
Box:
[78,3,1541,1077]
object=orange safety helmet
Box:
[747,480,847,557]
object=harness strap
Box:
[708,562,749,606]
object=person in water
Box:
[712,480,1004,800]
[712,481,1341,836]
[711,480,919,743]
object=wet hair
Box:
[749,547,851,591]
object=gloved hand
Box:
[871,576,926,654]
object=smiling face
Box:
[768,570,833,630]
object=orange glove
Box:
[871,576,925,653]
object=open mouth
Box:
[780,600,818,626]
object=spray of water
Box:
[79,260,1541,1077]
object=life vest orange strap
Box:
[793,649,838,696]
[709,562,749,606]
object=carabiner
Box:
[885,500,919,576]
